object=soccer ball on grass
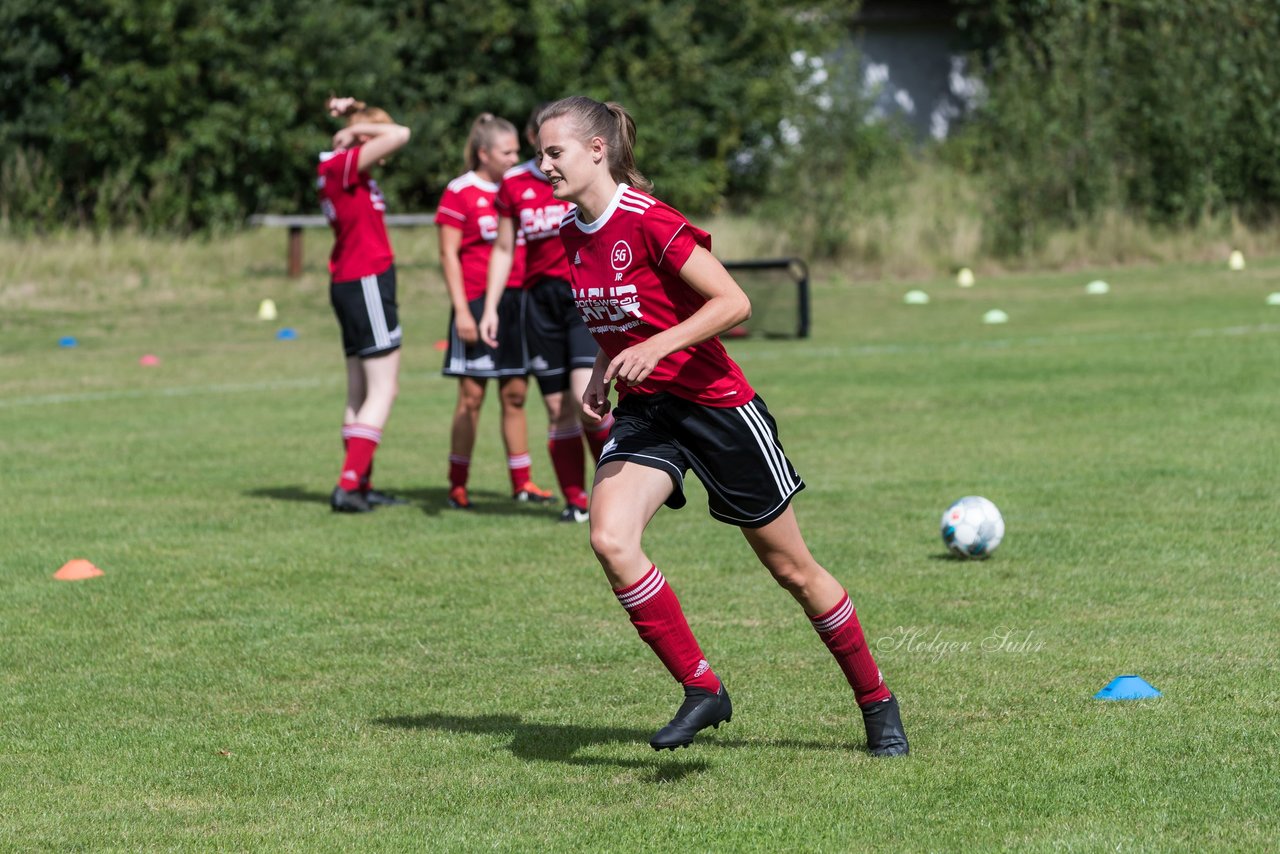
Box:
[940,496,1004,559]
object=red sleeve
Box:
[643,205,711,275]
[434,186,467,228]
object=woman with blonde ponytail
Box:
[434,113,554,510]
[537,95,909,757]
[478,104,609,524]
[318,95,412,513]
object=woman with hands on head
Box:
[318,96,412,513]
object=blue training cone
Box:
[276,328,298,341]
[1095,675,1161,701]
[58,336,78,348]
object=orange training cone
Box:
[54,559,104,581]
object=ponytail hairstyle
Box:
[332,98,395,126]
[464,112,518,171]
[536,96,652,192]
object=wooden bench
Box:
[248,213,436,277]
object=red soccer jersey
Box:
[317,147,394,281]
[558,184,755,407]
[434,171,526,301]
[494,160,572,286]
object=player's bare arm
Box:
[437,225,477,343]
[582,349,613,421]
[479,216,517,347]
[603,245,751,386]
[331,122,411,170]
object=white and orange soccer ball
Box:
[941,496,1005,559]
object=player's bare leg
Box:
[501,377,553,503]
[741,506,908,756]
[543,389,589,520]
[332,351,402,513]
[446,376,486,509]
[591,460,732,749]
[588,460,671,587]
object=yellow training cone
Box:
[1228,250,1245,271]
[257,299,279,321]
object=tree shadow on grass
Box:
[244,485,560,519]
[375,712,853,781]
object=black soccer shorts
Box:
[330,264,402,357]
[524,275,598,394]
[598,391,806,528]
[442,290,528,379]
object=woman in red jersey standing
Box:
[479,107,613,524]
[534,96,909,756]
[319,96,412,513]
[435,113,554,510]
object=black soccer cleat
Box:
[558,504,589,524]
[649,684,732,751]
[330,486,373,513]
[363,488,408,507]
[860,693,909,757]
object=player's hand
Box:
[603,341,664,387]
[582,373,612,422]
[478,310,499,349]
[332,127,357,151]
[455,314,479,345]
[327,96,358,117]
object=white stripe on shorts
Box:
[736,400,798,498]
[615,567,665,611]
[361,274,390,350]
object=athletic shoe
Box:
[860,693,909,757]
[513,481,556,504]
[364,489,408,507]
[447,485,473,510]
[331,486,372,513]
[558,504,589,524]
[650,684,732,751]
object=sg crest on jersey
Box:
[611,240,633,271]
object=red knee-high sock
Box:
[507,453,532,493]
[810,592,891,706]
[339,424,381,492]
[548,425,587,509]
[614,565,720,692]
[583,413,614,463]
[448,454,470,489]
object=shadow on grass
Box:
[244,485,560,519]
[376,712,854,779]
[376,713,709,780]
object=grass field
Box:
[2,230,1277,851]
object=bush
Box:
[955,0,1280,255]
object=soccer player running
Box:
[479,107,613,524]
[436,113,555,510]
[319,96,412,513]
[535,96,909,756]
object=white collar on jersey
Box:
[465,170,500,192]
[574,182,631,234]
